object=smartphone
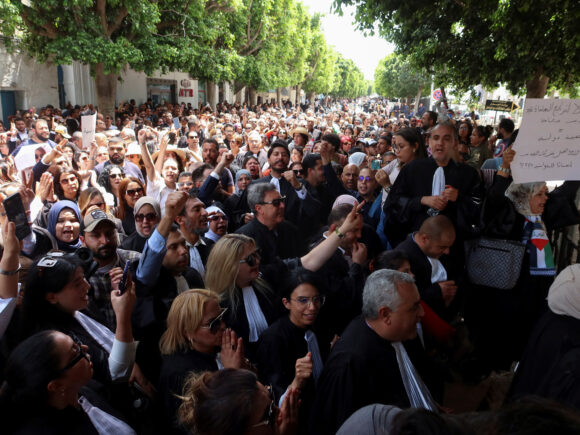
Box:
[118,260,131,294]
[3,193,31,240]
[371,159,382,170]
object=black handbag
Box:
[465,238,525,290]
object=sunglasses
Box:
[56,334,90,377]
[239,249,261,267]
[258,196,286,207]
[126,188,144,196]
[109,173,124,179]
[359,176,372,182]
[208,214,229,222]
[135,212,157,222]
[293,169,303,176]
[188,135,198,139]
[252,385,276,428]
[200,307,228,334]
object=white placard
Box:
[81,113,97,150]
[13,143,52,170]
[512,99,580,183]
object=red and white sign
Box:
[432,89,442,101]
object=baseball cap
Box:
[82,209,116,233]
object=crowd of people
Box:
[0,96,579,434]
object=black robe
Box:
[508,311,580,409]
[396,234,460,321]
[120,231,147,252]
[158,348,218,435]
[309,316,409,435]
[384,157,482,249]
[235,218,305,268]
[256,316,329,431]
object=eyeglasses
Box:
[135,212,157,222]
[293,169,303,176]
[239,249,261,267]
[200,308,228,334]
[291,295,326,307]
[109,173,124,179]
[359,176,372,182]
[55,334,90,377]
[89,202,105,209]
[258,196,286,207]
[252,385,276,428]
[60,176,78,185]
[126,187,144,196]
[208,214,228,222]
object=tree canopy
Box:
[374,53,430,100]
[334,0,580,97]
[0,0,373,112]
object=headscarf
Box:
[547,264,580,320]
[348,152,367,168]
[505,181,555,276]
[47,200,82,252]
[133,196,161,238]
[235,169,251,194]
[505,182,547,216]
[336,404,402,435]
[332,194,359,209]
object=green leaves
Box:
[335,0,580,97]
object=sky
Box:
[299,0,394,80]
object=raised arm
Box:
[300,202,364,271]
[138,128,157,182]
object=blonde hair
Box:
[77,187,109,217]
[159,289,218,355]
[205,234,269,313]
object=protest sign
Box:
[81,113,97,150]
[511,99,580,183]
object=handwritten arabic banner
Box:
[511,99,580,183]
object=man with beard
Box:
[81,208,141,330]
[11,118,56,158]
[94,136,144,183]
[175,189,214,279]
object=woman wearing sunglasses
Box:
[158,289,250,433]
[113,177,146,235]
[120,196,160,252]
[0,330,136,434]
[178,369,299,435]
[73,150,99,189]
[205,204,364,361]
[97,164,126,207]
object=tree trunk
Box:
[414,86,423,114]
[249,87,257,106]
[206,81,217,110]
[308,91,316,106]
[295,84,302,106]
[94,63,117,118]
[276,87,282,106]
[235,86,245,104]
[526,71,549,98]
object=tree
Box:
[331,55,367,98]
[374,53,430,106]
[334,0,580,97]
[0,0,238,115]
[301,14,338,102]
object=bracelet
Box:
[335,227,345,239]
[498,167,512,175]
[0,264,21,276]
